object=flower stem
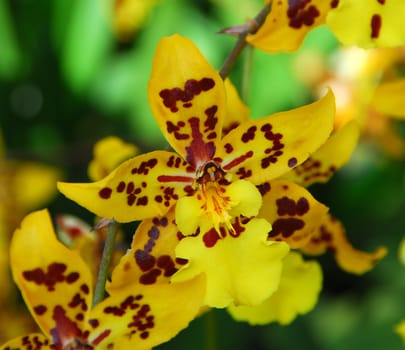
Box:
[219,2,272,80]
[241,44,255,103]
[205,310,217,350]
[92,219,117,307]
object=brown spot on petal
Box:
[203,228,221,248]
[99,187,112,199]
[270,218,305,238]
[34,305,47,316]
[371,14,382,38]
[330,0,339,8]
[276,196,309,216]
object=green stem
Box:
[241,44,255,103]
[92,219,117,307]
[219,2,272,80]
[205,310,217,350]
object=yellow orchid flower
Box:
[396,320,405,345]
[112,0,160,41]
[223,77,386,274]
[246,0,405,53]
[1,209,205,350]
[228,251,322,325]
[247,0,332,53]
[58,34,335,308]
[88,136,139,182]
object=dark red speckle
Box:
[287,0,320,29]
[377,0,385,4]
[330,0,339,8]
[276,196,310,216]
[371,14,382,38]
[270,218,305,238]
[99,187,112,199]
[159,78,215,113]
[33,305,47,315]
[203,228,221,248]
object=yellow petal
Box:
[107,207,184,292]
[227,180,262,218]
[222,78,250,136]
[88,136,139,181]
[301,214,387,274]
[88,275,205,350]
[13,162,61,211]
[0,334,52,350]
[148,34,226,169]
[172,218,289,308]
[58,151,193,222]
[10,210,93,341]
[282,120,360,186]
[175,195,205,236]
[247,0,333,52]
[258,180,329,249]
[399,236,405,265]
[217,89,335,185]
[228,252,322,325]
[371,78,405,119]
[327,0,405,48]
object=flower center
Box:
[196,161,234,232]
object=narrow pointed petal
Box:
[10,210,93,341]
[58,151,194,222]
[218,90,335,185]
[107,207,184,293]
[247,0,333,52]
[228,252,322,325]
[148,34,226,169]
[88,136,139,181]
[222,78,250,136]
[327,0,405,48]
[301,214,387,274]
[0,334,52,350]
[258,180,329,249]
[172,218,289,308]
[371,78,405,119]
[282,120,360,187]
[87,275,205,350]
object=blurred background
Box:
[0,0,404,349]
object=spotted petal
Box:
[172,218,289,308]
[10,210,93,342]
[282,120,360,187]
[88,275,205,350]
[301,214,387,274]
[148,34,226,169]
[228,252,322,325]
[58,151,194,222]
[247,0,333,52]
[107,207,184,292]
[371,78,405,119]
[0,333,53,350]
[258,180,329,248]
[217,89,335,185]
[327,0,405,48]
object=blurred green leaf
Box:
[0,1,23,80]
